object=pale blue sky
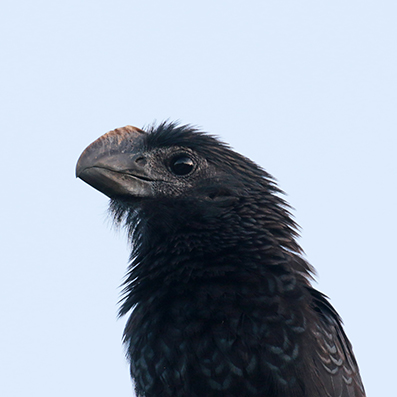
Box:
[1,1,396,396]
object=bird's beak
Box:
[76,125,153,198]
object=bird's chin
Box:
[77,166,154,199]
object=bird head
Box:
[76,122,269,202]
[76,122,301,251]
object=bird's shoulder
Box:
[308,288,366,397]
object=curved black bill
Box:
[76,126,153,198]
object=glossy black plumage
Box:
[76,122,365,397]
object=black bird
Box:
[76,122,365,397]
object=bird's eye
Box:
[169,155,195,176]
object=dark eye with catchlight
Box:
[170,155,195,176]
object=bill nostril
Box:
[135,156,147,167]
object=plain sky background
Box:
[1,1,396,396]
